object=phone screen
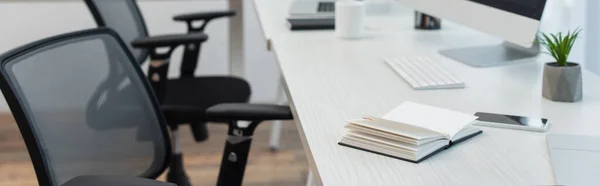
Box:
[475,112,548,128]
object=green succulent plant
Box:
[538,28,582,67]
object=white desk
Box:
[253,0,600,185]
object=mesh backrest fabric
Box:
[2,33,167,185]
[88,0,149,63]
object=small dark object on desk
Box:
[287,18,335,30]
[415,12,441,30]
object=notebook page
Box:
[382,102,478,139]
[451,126,482,141]
[345,124,444,145]
[347,118,441,141]
[346,131,421,151]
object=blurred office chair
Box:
[84,1,293,185]
[83,1,268,185]
[0,28,174,186]
[0,28,292,186]
[85,0,286,151]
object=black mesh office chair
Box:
[83,0,247,140]
[0,28,174,186]
[1,27,293,186]
[83,1,293,185]
[83,1,292,185]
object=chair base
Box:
[167,153,191,186]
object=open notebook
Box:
[338,102,482,163]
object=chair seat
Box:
[161,76,251,125]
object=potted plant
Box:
[539,29,582,102]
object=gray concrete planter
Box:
[542,62,582,102]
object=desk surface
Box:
[254,0,600,185]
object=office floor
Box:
[0,114,308,186]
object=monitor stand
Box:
[439,41,540,67]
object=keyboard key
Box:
[384,57,465,90]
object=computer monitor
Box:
[397,0,548,67]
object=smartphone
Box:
[473,112,550,132]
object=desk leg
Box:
[306,170,317,186]
[229,0,245,77]
[269,76,286,151]
[269,121,283,151]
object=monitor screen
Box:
[397,0,548,47]
[469,0,547,20]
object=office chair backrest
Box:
[85,0,150,64]
[0,28,171,186]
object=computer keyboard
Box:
[317,2,335,12]
[384,57,465,90]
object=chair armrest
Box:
[173,10,236,22]
[172,10,235,76]
[206,103,293,121]
[131,33,208,49]
[62,176,176,186]
[174,10,236,32]
[131,33,208,103]
[132,33,208,60]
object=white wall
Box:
[243,0,280,103]
[540,0,593,72]
[584,0,600,74]
[0,0,279,112]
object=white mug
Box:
[335,0,366,39]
